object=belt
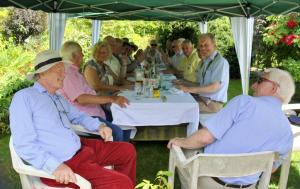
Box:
[211,177,253,188]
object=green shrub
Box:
[0,36,33,134]
[135,170,172,189]
[279,58,300,82]
[0,72,32,134]
[223,46,240,79]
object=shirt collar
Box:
[204,51,218,62]
[176,50,183,56]
[33,82,59,98]
[33,82,47,93]
[69,63,79,71]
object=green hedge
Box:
[279,58,300,82]
[0,36,33,134]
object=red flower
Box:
[287,20,297,28]
[280,34,297,46]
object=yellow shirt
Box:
[182,49,201,82]
[175,57,186,71]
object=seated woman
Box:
[84,41,131,95]
[59,41,130,141]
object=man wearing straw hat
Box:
[9,50,136,189]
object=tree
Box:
[2,8,47,44]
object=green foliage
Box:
[101,20,161,50]
[0,35,33,134]
[63,19,161,61]
[0,72,32,134]
[0,8,9,30]
[1,8,47,44]
[135,170,172,189]
[263,14,300,48]
[64,18,93,64]
[279,58,300,82]
[156,17,234,56]
[208,17,234,55]
[156,21,200,49]
[223,46,240,79]
[253,14,300,75]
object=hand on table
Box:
[112,96,129,108]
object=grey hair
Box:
[182,39,192,46]
[266,68,295,104]
[199,33,216,46]
[60,41,82,61]
[176,38,185,45]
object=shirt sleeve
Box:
[59,96,103,132]
[63,69,87,102]
[273,130,293,169]
[209,57,229,83]
[203,95,252,140]
[9,91,62,174]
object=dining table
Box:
[111,74,200,138]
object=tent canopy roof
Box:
[0,0,299,21]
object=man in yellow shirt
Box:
[178,39,200,82]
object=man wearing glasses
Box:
[168,68,295,189]
[9,50,136,189]
[145,39,164,65]
[176,33,229,113]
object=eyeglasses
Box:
[256,77,280,88]
[150,44,157,47]
[48,94,70,129]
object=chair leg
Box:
[278,151,292,189]
[168,150,176,189]
[19,174,32,189]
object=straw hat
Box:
[27,50,69,80]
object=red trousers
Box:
[41,138,136,189]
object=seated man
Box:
[59,41,130,141]
[176,33,229,113]
[161,38,186,75]
[9,50,136,189]
[176,39,200,82]
[168,68,295,189]
[144,39,164,65]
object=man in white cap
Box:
[9,50,136,189]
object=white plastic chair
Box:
[10,125,113,189]
[278,103,300,189]
[9,137,91,189]
[168,145,275,189]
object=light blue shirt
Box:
[171,50,185,68]
[9,82,102,174]
[203,95,293,185]
[196,51,229,102]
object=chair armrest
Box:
[71,124,113,141]
[15,163,91,188]
[71,124,100,135]
[171,145,203,168]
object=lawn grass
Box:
[0,79,299,189]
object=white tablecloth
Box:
[111,89,199,137]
